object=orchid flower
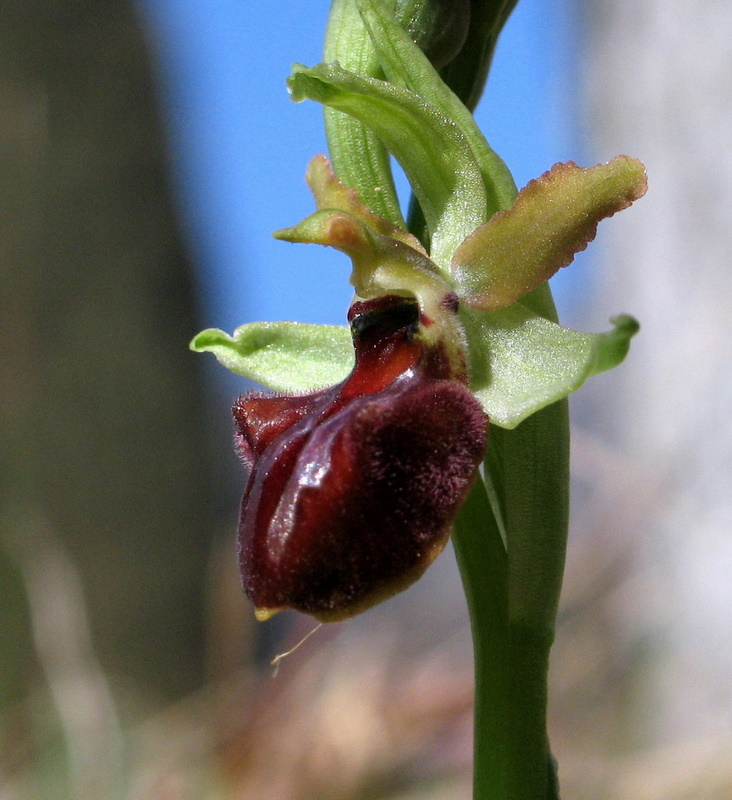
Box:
[191,1,646,794]
[194,150,644,619]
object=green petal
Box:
[462,304,639,429]
[273,207,448,299]
[190,323,353,392]
[453,157,648,310]
[304,154,426,253]
[288,61,485,269]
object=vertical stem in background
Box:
[324,0,406,226]
[452,481,511,800]
[454,396,568,800]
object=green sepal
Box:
[191,307,637,428]
[190,323,353,393]
[463,305,639,429]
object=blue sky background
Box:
[136,0,586,334]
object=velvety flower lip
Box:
[234,294,487,622]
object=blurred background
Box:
[1,0,730,798]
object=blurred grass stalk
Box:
[2,507,123,799]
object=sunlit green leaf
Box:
[462,304,639,428]
[190,323,353,392]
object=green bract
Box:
[288,62,488,268]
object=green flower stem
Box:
[494,403,568,800]
[454,366,568,799]
[452,479,511,800]
[457,327,566,792]
[321,1,572,797]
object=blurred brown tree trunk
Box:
[0,0,220,704]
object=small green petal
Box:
[190,323,353,392]
[274,207,445,296]
[462,304,639,428]
[305,154,427,253]
[453,157,648,310]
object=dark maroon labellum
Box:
[233,295,487,621]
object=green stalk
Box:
[491,402,568,799]
[322,1,569,797]
[452,480,511,799]
[454,275,567,798]
[454,394,567,800]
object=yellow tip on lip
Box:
[254,606,280,622]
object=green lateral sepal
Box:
[190,323,353,393]
[463,305,639,429]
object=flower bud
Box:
[398,0,471,70]
[234,294,486,621]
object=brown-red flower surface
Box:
[234,294,486,621]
